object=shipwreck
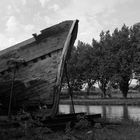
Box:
[0,20,78,117]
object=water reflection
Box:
[59,104,140,121]
[128,107,140,120]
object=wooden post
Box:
[8,67,16,119]
[64,62,75,114]
[7,58,25,118]
[7,59,23,119]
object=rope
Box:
[64,62,75,114]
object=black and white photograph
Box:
[0,0,140,139]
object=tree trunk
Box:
[87,82,92,95]
[98,81,107,98]
[102,88,106,98]
[119,77,129,98]
[100,84,106,98]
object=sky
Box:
[0,0,140,50]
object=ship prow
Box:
[0,20,78,117]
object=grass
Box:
[60,90,140,105]
[94,119,140,140]
[1,119,140,140]
[60,98,140,106]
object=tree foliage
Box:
[64,23,140,98]
[92,24,140,98]
[65,41,98,93]
[92,31,117,97]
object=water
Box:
[59,104,140,121]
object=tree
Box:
[130,23,140,76]
[76,41,98,94]
[64,41,98,94]
[92,31,116,97]
[92,24,140,98]
[64,46,82,91]
[65,23,140,99]
[111,25,137,98]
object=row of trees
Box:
[65,23,140,98]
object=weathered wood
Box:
[0,20,79,117]
[42,113,101,130]
[50,20,79,117]
[0,21,73,73]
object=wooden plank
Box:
[0,20,78,116]
[49,20,79,117]
[0,21,73,72]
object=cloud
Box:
[0,15,36,50]
[0,33,17,50]
[6,16,35,33]
[44,16,53,26]
[52,0,104,42]
[6,16,19,33]
[39,0,50,7]
[24,24,35,32]
[52,0,134,43]
[0,0,139,51]
[49,4,60,11]
[11,1,21,13]
[21,0,27,5]
[7,5,12,11]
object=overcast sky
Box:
[0,0,140,50]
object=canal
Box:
[59,104,140,121]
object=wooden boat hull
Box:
[0,20,78,116]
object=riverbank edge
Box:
[60,98,140,105]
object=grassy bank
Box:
[61,90,140,99]
[60,90,140,105]
[93,119,140,140]
[0,119,140,140]
[60,98,140,105]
